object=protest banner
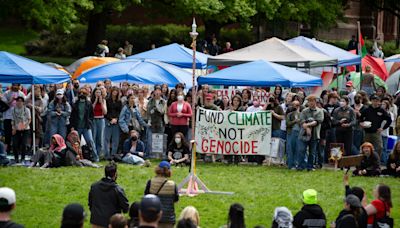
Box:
[195,107,271,155]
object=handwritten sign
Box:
[195,108,272,155]
[215,88,270,103]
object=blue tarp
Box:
[128,43,209,69]
[287,36,361,67]
[0,51,70,84]
[384,55,400,63]
[197,60,322,87]
[78,59,193,87]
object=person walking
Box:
[88,162,129,228]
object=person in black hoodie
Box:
[293,189,326,228]
[88,162,129,228]
[334,194,367,228]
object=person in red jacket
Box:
[168,91,192,140]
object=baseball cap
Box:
[62,203,86,225]
[206,94,214,100]
[56,89,64,95]
[346,81,353,87]
[345,194,362,208]
[302,189,318,205]
[140,194,162,221]
[370,94,380,101]
[159,161,171,170]
[0,187,16,206]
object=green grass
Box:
[0,163,399,227]
[0,27,37,55]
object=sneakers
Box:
[143,160,151,167]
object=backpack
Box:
[373,201,393,228]
[81,145,93,161]
[94,44,106,56]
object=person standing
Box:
[104,87,122,160]
[345,81,356,106]
[11,97,31,164]
[70,88,99,162]
[91,88,107,159]
[144,161,179,228]
[1,83,25,154]
[88,162,129,228]
[347,35,357,51]
[298,95,324,171]
[351,94,367,155]
[147,87,167,134]
[0,187,24,228]
[47,89,71,141]
[332,96,356,156]
[360,95,392,158]
[124,41,133,56]
[360,66,376,96]
[286,101,301,169]
[168,91,192,139]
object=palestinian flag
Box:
[358,32,367,58]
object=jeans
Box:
[122,153,145,165]
[141,126,151,157]
[77,128,99,162]
[352,128,364,155]
[381,135,389,164]
[272,129,281,138]
[92,118,105,156]
[297,139,319,170]
[287,130,299,169]
[280,130,287,140]
[317,141,326,167]
[103,121,120,160]
[13,130,28,162]
[0,141,9,165]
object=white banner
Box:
[195,108,272,155]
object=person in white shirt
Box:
[114,47,126,59]
[246,98,263,112]
[345,81,357,106]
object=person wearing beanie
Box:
[144,161,179,228]
[0,187,24,228]
[293,189,326,228]
[333,194,368,228]
[61,203,85,228]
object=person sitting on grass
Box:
[293,189,326,228]
[29,134,68,168]
[61,203,86,228]
[128,202,140,228]
[179,206,200,228]
[353,142,381,176]
[271,207,293,228]
[177,219,197,228]
[381,141,400,177]
[122,130,145,165]
[109,213,128,228]
[333,194,367,228]
[138,194,162,228]
[221,203,246,228]
[144,161,179,228]
[65,130,100,168]
[0,187,24,228]
[168,132,190,167]
[342,173,368,228]
[364,184,393,227]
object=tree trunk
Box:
[84,10,109,56]
[204,20,222,42]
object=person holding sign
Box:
[298,95,324,171]
[168,132,190,166]
[168,91,192,139]
[264,96,285,138]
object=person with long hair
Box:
[47,89,71,142]
[230,95,245,111]
[91,87,107,159]
[286,100,301,169]
[168,91,192,139]
[65,130,99,168]
[334,194,367,228]
[11,96,31,164]
[179,206,200,228]
[161,84,169,100]
[381,141,400,177]
[136,88,150,156]
[241,89,252,109]
[104,86,122,160]
[223,203,245,228]
[220,95,231,110]
[273,85,284,104]
[167,132,190,166]
[144,161,179,228]
[353,142,381,176]
[365,184,392,226]
[167,89,177,107]
[351,94,367,155]
[332,96,356,156]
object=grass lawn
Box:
[0,163,399,227]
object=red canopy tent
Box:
[346,50,388,81]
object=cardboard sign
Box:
[195,108,272,155]
[215,88,271,103]
[152,133,165,153]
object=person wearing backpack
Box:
[333,194,367,228]
[144,161,179,228]
[365,184,393,228]
[94,40,109,57]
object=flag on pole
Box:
[358,32,368,58]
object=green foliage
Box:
[326,39,400,57]
[1,163,399,227]
[25,24,255,57]
[0,28,37,54]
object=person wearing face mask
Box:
[168,132,190,166]
[353,142,381,176]
[168,91,192,140]
[70,88,99,162]
[47,89,71,143]
[351,94,367,155]
[332,96,356,156]
[121,130,145,165]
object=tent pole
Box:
[32,84,36,155]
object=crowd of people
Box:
[0,162,394,228]
[0,73,400,177]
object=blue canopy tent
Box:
[0,51,71,155]
[384,54,400,63]
[78,59,193,87]
[287,36,361,67]
[128,43,209,69]
[197,60,322,87]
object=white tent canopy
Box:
[207,37,337,68]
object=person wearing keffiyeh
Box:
[65,130,100,168]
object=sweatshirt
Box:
[360,106,391,133]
